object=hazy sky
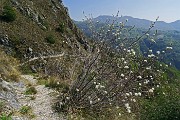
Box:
[63,0,180,23]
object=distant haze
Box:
[63,0,180,23]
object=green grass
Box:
[19,106,32,115]
[0,113,12,120]
[24,86,37,95]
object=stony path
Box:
[12,75,65,120]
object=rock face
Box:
[0,78,21,114]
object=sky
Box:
[63,0,180,23]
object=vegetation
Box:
[76,19,180,70]
[24,86,37,95]
[1,5,17,22]
[56,22,65,33]
[20,106,32,115]
[0,114,12,120]
[0,50,20,82]
[45,35,56,44]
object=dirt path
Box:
[12,75,65,120]
[19,52,64,66]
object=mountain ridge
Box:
[78,15,180,31]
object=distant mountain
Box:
[82,15,180,31]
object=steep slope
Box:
[0,0,88,61]
[0,0,90,119]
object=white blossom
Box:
[166,47,173,50]
[137,76,142,79]
[156,51,160,54]
[138,92,142,96]
[121,74,125,77]
[124,66,129,69]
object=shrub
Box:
[56,22,65,33]
[45,35,56,44]
[56,14,164,118]
[1,5,17,22]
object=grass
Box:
[24,86,37,95]
[19,106,32,115]
[0,50,20,82]
[0,113,12,120]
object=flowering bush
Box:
[56,13,175,119]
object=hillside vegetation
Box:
[0,0,180,120]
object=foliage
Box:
[19,106,32,115]
[56,22,65,33]
[0,114,12,120]
[1,5,17,22]
[24,86,37,95]
[45,35,56,44]
[140,69,180,120]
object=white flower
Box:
[100,85,105,88]
[121,74,125,77]
[149,49,152,53]
[118,113,121,116]
[137,76,142,79]
[76,88,79,92]
[95,85,100,89]
[124,61,127,64]
[166,47,173,50]
[127,109,131,113]
[125,103,130,109]
[124,66,129,69]
[93,82,97,84]
[132,51,136,55]
[149,89,154,93]
[121,58,125,61]
[127,50,131,53]
[150,39,156,43]
[132,99,136,102]
[135,93,138,96]
[126,93,130,96]
[156,51,160,54]
[104,91,108,94]
[144,80,149,84]
[146,33,149,36]
[90,100,93,104]
[146,66,151,70]
[66,97,70,100]
[139,83,142,86]
[138,92,142,96]
[97,98,100,101]
[157,85,160,87]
